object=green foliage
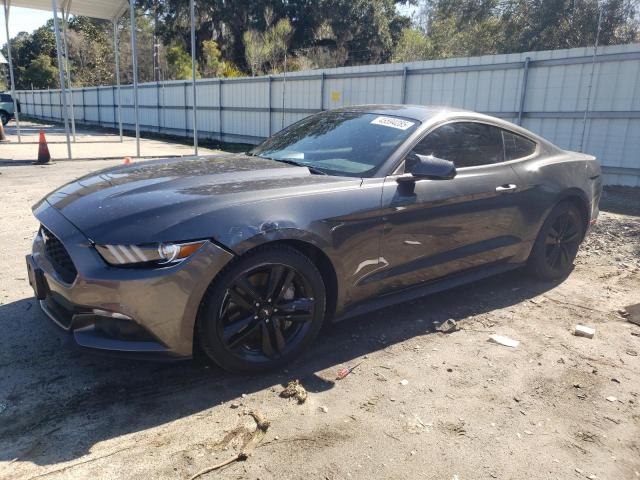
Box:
[22,54,59,89]
[201,40,221,77]
[392,28,433,62]
[166,44,200,80]
[243,14,294,76]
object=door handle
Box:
[496,184,517,192]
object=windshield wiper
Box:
[263,157,328,175]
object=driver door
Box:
[375,121,525,294]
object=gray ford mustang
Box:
[26,105,602,372]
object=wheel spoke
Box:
[228,287,254,311]
[270,318,286,353]
[226,319,261,349]
[260,322,275,358]
[275,269,296,302]
[548,245,561,268]
[223,315,255,341]
[278,297,313,313]
[275,312,313,323]
[265,265,287,301]
[555,214,569,237]
[559,244,570,266]
[546,227,559,244]
[236,276,263,303]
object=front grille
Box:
[41,226,78,283]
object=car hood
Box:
[38,153,357,245]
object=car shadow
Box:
[0,268,561,466]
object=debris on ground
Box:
[280,380,307,404]
[575,325,596,339]
[188,410,270,480]
[434,319,459,333]
[624,303,640,326]
[400,379,409,386]
[488,334,520,348]
[230,402,240,409]
[336,361,364,380]
[320,406,329,413]
[606,396,618,402]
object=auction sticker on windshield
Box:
[370,116,415,130]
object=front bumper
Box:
[27,202,234,358]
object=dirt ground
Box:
[0,159,639,480]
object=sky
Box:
[1,7,54,46]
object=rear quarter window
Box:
[0,94,12,103]
[503,130,536,160]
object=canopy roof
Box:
[8,0,129,20]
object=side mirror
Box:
[400,153,456,182]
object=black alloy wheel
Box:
[544,210,582,271]
[528,201,584,280]
[198,246,326,373]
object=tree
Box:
[201,39,221,77]
[166,44,199,80]
[392,27,433,62]
[22,54,59,89]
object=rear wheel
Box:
[197,245,326,373]
[527,201,584,280]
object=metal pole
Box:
[281,51,286,129]
[52,0,72,159]
[268,75,272,135]
[319,72,325,111]
[113,19,123,142]
[3,0,21,142]
[190,0,198,155]
[130,0,140,157]
[517,57,530,126]
[61,5,76,141]
[401,66,408,104]
[580,7,603,153]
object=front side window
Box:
[412,122,504,168]
[251,111,420,177]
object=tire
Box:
[197,245,326,373]
[0,111,8,126]
[527,201,584,281]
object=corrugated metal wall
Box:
[15,43,640,186]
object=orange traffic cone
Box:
[123,156,132,165]
[35,130,51,164]
[0,121,7,143]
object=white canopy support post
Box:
[113,18,123,141]
[61,0,76,141]
[190,0,198,155]
[3,0,21,142]
[129,0,140,157]
[51,0,72,159]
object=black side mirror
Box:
[399,153,456,182]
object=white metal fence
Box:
[15,43,640,186]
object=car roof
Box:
[336,104,558,150]
[333,104,467,122]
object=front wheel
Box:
[197,245,326,373]
[527,201,584,280]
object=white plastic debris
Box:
[488,334,519,348]
[606,396,618,402]
[400,379,409,386]
[574,325,596,339]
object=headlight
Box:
[95,241,206,266]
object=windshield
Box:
[250,111,420,177]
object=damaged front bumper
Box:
[26,202,234,359]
